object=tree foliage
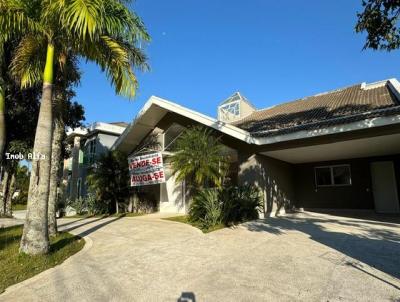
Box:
[2,0,150,98]
[356,0,400,50]
[170,126,228,189]
[1,39,85,158]
[1,39,41,157]
[87,151,130,214]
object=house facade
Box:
[113,79,400,216]
[63,122,127,200]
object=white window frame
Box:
[314,164,352,187]
[218,101,241,120]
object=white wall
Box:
[159,165,186,213]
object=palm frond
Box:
[170,126,228,188]
[0,0,44,41]
[61,0,104,40]
[103,0,150,43]
[10,34,47,88]
[77,35,147,98]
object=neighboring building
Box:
[63,122,127,200]
[113,79,400,215]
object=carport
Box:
[260,130,400,213]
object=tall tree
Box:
[48,55,84,236]
[0,38,41,217]
[356,0,400,50]
[1,0,149,254]
[0,43,5,161]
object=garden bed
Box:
[163,215,226,233]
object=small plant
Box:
[220,185,263,225]
[189,189,222,229]
[188,185,263,230]
[66,197,86,215]
[86,194,107,215]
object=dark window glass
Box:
[315,167,332,186]
[333,166,351,185]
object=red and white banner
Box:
[128,152,166,186]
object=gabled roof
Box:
[219,92,256,109]
[112,96,253,153]
[113,79,400,152]
[234,79,400,136]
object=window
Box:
[85,139,97,165]
[315,165,351,187]
[220,101,240,116]
[164,124,186,151]
[88,140,96,154]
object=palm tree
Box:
[0,0,149,254]
[48,55,82,236]
[87,151,130,214]
[0,51,5,161]
[0,0,41,163]
[170,126,228,190]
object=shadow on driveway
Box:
[244,214,400,283]
[59,216,125,238]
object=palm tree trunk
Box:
[48,112,63,236]
[0,87,5,161]
[0,169,8,216]
[5,171,15,216]
[20,43,55,255]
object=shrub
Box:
[66,197,86,215]
[87,151,130,214]
[188,185,263,229]
[86,194,108,215]
[220,185,263,225]
[189,189,222,229]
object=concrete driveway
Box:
[1,212,399,302]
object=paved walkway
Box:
[1,212,399,302]
[12,210,27,220]
[0,217,24,228]
[0,210,26,228]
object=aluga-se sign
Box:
[128,152,166,186]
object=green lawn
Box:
[163,215,226,233]
[0,225,85,293]
[11,204,27,211]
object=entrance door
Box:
[370,161,400,213]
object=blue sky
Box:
[75,0,400,125]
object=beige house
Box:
[113,79,400,216]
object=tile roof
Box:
[234,82,400,136]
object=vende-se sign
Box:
[128,152,166,186]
